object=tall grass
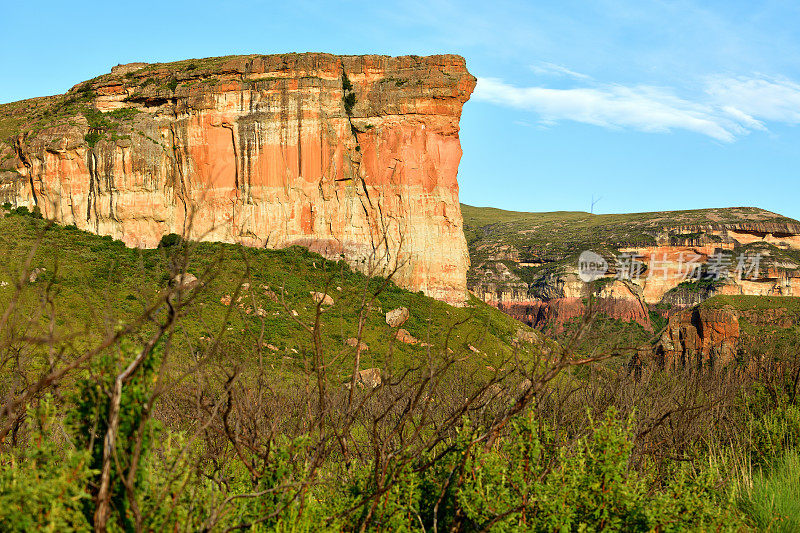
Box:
[738,449,800,532]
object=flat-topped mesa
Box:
[0,53,477,305]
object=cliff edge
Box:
[0,53,476,305]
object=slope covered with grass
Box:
[0,208,546,387]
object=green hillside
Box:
[0,207,547,389]
[462,203,800,264]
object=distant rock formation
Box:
[0,53,476,305]
[465,205,800,330]
[653,306,740,371]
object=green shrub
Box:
[750,404,800,467]
[158,233,182,248]
[84,131,103,147]
[343,92,357,116]
[0,397,95,532]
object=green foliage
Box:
[3,204,43,219]
[649,310,668,331]
[342,71,357,116]
[165,78,179,92]
[0,397,95,532]
[341,71,353,92]
[747,393,800,467]
[452,409,738,531]
[675,278,723,292]
[343,92,357,116]
[157,232,182,248]
[84,131,103,147]
[106,108,139,121]
[82,108,113,131]
[68,338,163,529]
[330,410,741,531]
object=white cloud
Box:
[474,77,741,141]
[530,61,591,80]
[706,76,800,124]
[473,73,800,142]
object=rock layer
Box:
[0,53,476,305]
[653,307,740,371]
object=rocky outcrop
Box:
[653,307,740,371]
[0,53,476,305]
[466,206,800,330]
[472,267,652,333]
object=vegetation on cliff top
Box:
[462,203,800,265]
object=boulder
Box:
[310,291,334,306]
[345,337,369,351]
[385,307,410,327]
[28,267,46,283]
[355,368,382,389]
[395,328,419,345]
[171,272,199,290]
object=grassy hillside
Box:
[0,208,546,388]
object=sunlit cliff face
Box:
[1,53,477,306]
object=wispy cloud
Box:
[529,61,591,80]
[473,73,800,142]
[706,76,800,125]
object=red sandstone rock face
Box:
[654,307,739,371]
[1,54,476,305]
[500,295,652,334]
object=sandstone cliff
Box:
[653,307,740,371]
[463,205,800,329]
[647,295,800,372]
[0,53,476,305]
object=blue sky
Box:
[2,0,799,219]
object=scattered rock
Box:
[28,267,46,283]
[468,344,480,354]
[385,307,410,327]
[291,309,299,317]
[345,337,369,351]
[513,329,539,346]
[395,328,419,345]
[310,291,334,306]
[220,295,232,306]
[263,287,279,303]
[266,344,279,352]
[171,272,199,290]
[348,368,382,389]
[256,308,267,317]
